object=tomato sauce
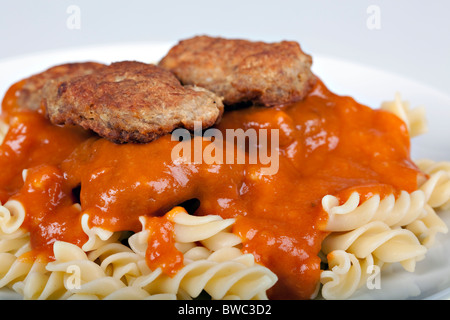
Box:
[0,78,421,299]
[142,211,184,276]
[15,165,87,261]
[0,81,92,203]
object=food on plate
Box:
[0,35,448,300]
[12,62,105,114]
[43,61,224,143]
[158,35,316,107]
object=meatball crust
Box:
[44,61,224,143]
[159,35,317,107]
[16,62,105,111]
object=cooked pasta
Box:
[0,49,448,301]
[8,240,172,300]
[80,212,120,252]
[317,94,450,299]
[0,254,33,290]
[11,241,104,299]
[323,190,427,232]
[320,186,449,298]
[415,160,450,210]
[416,159,450,176]
[406,204,448,248]
[320,251,383,300]
[0,211,32,291]
[380,92,428,138]
[0,230,29,255]
[320,185,449,298]
[0,206,276,300]
[12,259,65,300]
[321,221,427,271]
[87,242,142,285]
[129,207,278,300]
[0,200,26,235]
[320,221,428,299]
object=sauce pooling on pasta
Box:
[142,213,184,276]
[0,78,421,299]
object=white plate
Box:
[0,43,449,300]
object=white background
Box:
[1,0,449,94]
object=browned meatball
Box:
[159,35,317,107]
[16,62,105,111]
[43,61,224,143]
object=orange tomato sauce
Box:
[0,78,421,299]
[142,210,184,276]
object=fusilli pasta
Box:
[0,206,276,300]
[322,190,427,232]
[129,208,278,300]
[322,221,427,271]
[320,251,383,300]
[320,159,450,299]
[415,159,450,210]
[320,220,428,299]
[0,200,26,235]
[380,92,428,138]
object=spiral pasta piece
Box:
[320,219,430,299]
[12,260,67,300]
[135,253,276,300]
[0,200,26,235]
[320,250,383,300]
[406,204,448,248]
[101,286,176,300]
[323,190,427,232]
[380,92,428,138]
[322,221,427,272]
[0,231,30,255]
[87,242,142,284]
[0,230,33,291]
[320,251,361,300]
[321,160,448,299]
[80,212,120,251]
[129,207,277,300]
[14,241,106,299]
[415,159,450,210]
[9,241,170,300]
[416,159,450,175]
[0,254,33,290]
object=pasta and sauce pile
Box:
[0,36,448,300]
